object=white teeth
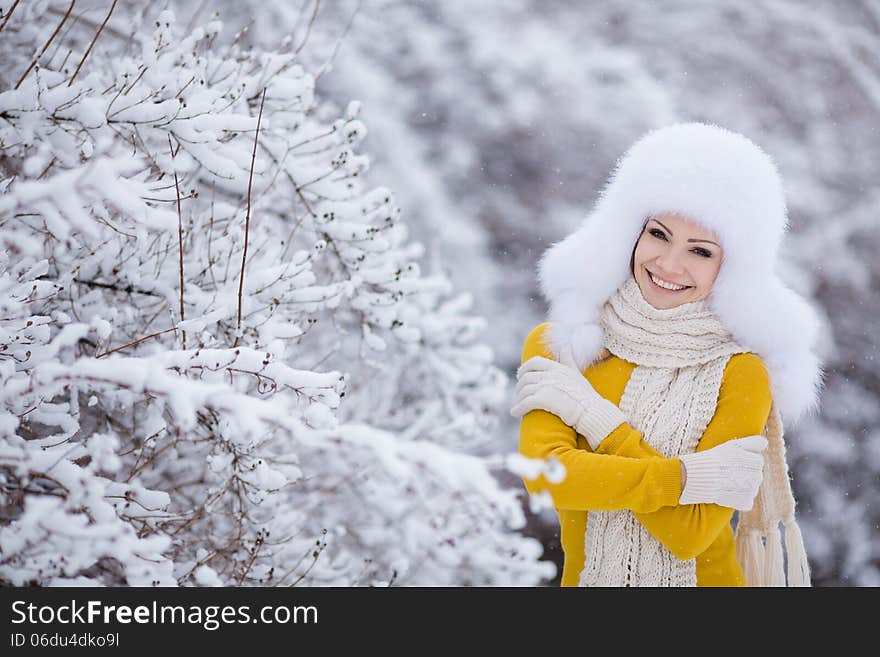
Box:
[649,271,688,291]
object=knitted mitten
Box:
[679,435,768,509]
[512,355,627,450]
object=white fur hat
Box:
[537,122,825,427]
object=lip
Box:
[646,268,692,293]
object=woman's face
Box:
[632,211,724,310]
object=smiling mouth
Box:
[646,268,693,292]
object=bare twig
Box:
[68,0,117,86]
[168,134,186,350]
[315,0,362,82]
[95,326,177,358]
[74,278,161,297]
[294,0,321,55]
[233,87,267,348]
[236,531,264,585]
[0,0,20,33]
[47,3,125,41]
[121,63,148,96]
[208,178,219,280]
[15,0,75,89]
[289,530,328,586]
[183,0,210,36]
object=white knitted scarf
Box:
[578,276,811,587]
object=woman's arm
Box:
[518,325,683,513]
[595,352,773,560]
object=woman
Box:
[511,122,824,587]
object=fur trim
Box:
[537,122,825,427]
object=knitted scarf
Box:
[578,275,811,587]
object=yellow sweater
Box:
[518,322,773,587]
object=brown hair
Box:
[630,215,651,277]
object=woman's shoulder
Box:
[521,322,555,361]
[723,352,771,389]
[521,322,616,368]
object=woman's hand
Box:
[511,356,627,450]
[678,435,768,510]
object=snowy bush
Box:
[0,1,553,586]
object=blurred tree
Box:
[192,0,880,585]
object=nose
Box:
[655,251,686,275]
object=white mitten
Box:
[678,435,768,510]
[511,356,627,450]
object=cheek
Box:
[633,238,656,265]
[694,260,722,289]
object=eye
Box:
[649,227,714,257]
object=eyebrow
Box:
[652,219,721,248]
